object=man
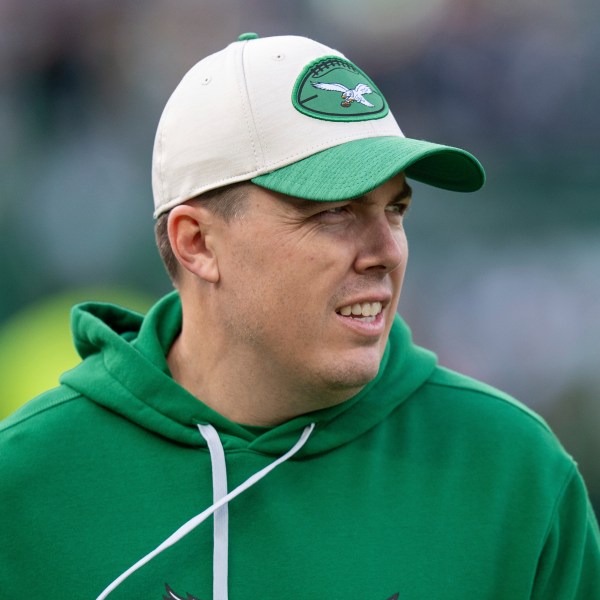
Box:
[1,33,598,599]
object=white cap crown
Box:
[152,34,402,216]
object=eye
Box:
[385,203,408,216]
[386,201,410,217]
[324,205,348,215]
[313,204,352,221]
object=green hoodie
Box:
[1,292,598,599]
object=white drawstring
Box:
[96,422,315,600]
[198,424,229,600]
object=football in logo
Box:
[292,55,389,122]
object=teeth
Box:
[338,301,382,318]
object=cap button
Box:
[238,32,259,41]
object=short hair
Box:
[154,181,252,283]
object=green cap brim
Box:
[251,136,485,200]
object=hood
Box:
[62,291,437,457]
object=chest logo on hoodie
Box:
[164,584,399,599]
[164,585,199,600]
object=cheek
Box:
[223,230,351,313]
[223,240,296,303]
[224,236,279,282]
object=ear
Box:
[167,204,220,283]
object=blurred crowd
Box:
[1,0,599,509]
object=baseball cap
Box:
[152,33,485,217]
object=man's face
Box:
[211,173,411,406]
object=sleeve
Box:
[532,466,600,599]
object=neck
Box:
[167,311,356,427]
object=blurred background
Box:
[1,0,598,514]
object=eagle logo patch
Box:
[292,55,388,122]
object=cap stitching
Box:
[155,88,176,209]
[237,40,264,170]
[158,124,166,206]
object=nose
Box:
[353,215,406,275]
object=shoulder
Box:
[0,385,106,475]
[406,365,577,478]
[423,365,552,431]
[0,385,81,434]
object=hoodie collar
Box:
[62,291,437,456]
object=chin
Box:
[318,357,382,393]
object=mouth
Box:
[335,301,383,324]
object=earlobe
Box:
[168,205,220,283]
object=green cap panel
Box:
[292,55,389,122]
[252,136,485,201]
